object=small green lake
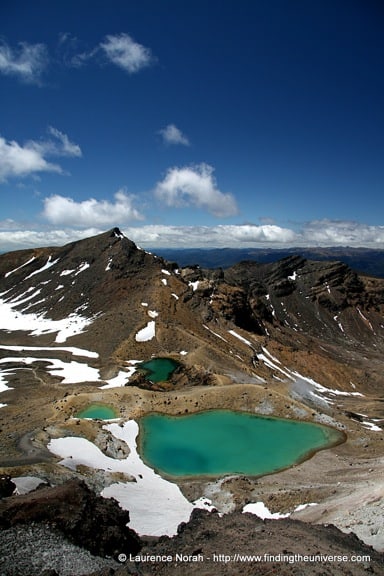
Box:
[76,404,117,419]
[139,410,345,477]
[139,357,180,382]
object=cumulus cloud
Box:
[42,190,144,227]
[154,164,238,217]
[100,33,153,73]
[0,40,48,84]
[0,136,61,181]
[0,128,81,182]
[159,124,190,146]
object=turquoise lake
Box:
[139,357,179,382]
[139,410,345,477]
[76,404,117,419]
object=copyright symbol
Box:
[118,553,127,563]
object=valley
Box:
[0,228,383,575]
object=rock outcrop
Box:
[138,508,384,576]
[0,479,141,558]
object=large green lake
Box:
[139,410,344,477]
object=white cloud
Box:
[0,40,48,84]
[221,224,297,243]
[126,221,384,248]
[301,219,384,245]
[154,164,238,217]
[27,127,82,159]
[56,33,94,68]
[0,128,81,182]
[100,33,153,73]
[0,226,101,252]
[0,136,61,181]
[42,190,144,227]
[46,127,82,157]
[125,224,298,247]
[159,124,190,146]
[2,220,384,253]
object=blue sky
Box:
[1,0,384,251]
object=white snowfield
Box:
[48,420,213,537]
[0,293,93,343]
[0,345,99,358]
[0,351,133,387]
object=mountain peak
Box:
[110,227,125,238]
[0,228,161,347]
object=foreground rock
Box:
[1,482,384,575]
[137,509,384,576]
[0,523,122,576]
[0,475,16,498]
[0,479,141,559]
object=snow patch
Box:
[75,262,90,275]
[4,256,36,278]
[204,325,228,342]
[243,501,290,520]
[228,329,252,347]
[362,421,382,432]
[0,356,100,385]
[243,501,318,519]
[0,345,98,358]
[135,321,155,342]
[189,280,199,291]
[0,295,93,343]
[105,257,112,271]
[25,256,59,279]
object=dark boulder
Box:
[0,476,16,499]
[0,479,141,558]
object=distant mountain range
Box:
[154,246,384,278]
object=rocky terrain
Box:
[1,482,383,576]
[0,228,383,575]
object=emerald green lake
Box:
[76,404,117,419]
[139,357,179,382]
[139,410,344,477]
